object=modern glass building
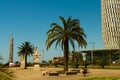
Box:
[101,0,120,49]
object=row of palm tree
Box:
[17,16,87,72]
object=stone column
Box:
[9,34,14,67]
[20,55,25,69]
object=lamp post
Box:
[89,42,95,68]
[59,50,62,57]
[75,46,80,51]
[42,49,44,61]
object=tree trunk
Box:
[25,54,27,69]
[64,39,69,71]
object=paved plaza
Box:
[12,67,120,80]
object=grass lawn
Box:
[82,77,120,80]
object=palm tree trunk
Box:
[64,39,69,71]
[25,54,27,69]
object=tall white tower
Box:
[101,0,120,49]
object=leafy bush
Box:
[0,66,14,80]
[0,73,12,80]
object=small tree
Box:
[71,51,83,68]
[41,60,48,67]
[18,42,34,69]
[98,58,109,68]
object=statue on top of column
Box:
[33,47,40,67]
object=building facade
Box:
[101,0,120,49]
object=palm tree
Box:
[46,16,87,71]
[18,42,34,69]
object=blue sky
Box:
[0,0,103,63]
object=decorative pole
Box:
[89,42,95,68]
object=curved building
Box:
[101,0,120,49]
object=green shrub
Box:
[0,56,14,80]
[0,73,12,80]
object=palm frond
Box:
[69,38,75,50]
[46,37,59,50]
[59,16,67,30]
[50,23,58,27]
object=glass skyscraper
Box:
[101,0,120,49]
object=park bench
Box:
[66,71,77,75]
[71,69,80,73]
[48,71,59,76]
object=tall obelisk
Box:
[9,34,14,63]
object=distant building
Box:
[81,49,120,64]
[80,0,120,65]
[52,56,72,63]
[101,0,120,49]
[53,57,64,63]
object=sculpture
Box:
[33,47,40,67]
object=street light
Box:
[75,46,80,51]
[42,49,44,61]
[89,42,95,68]
[58,50,62,57]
